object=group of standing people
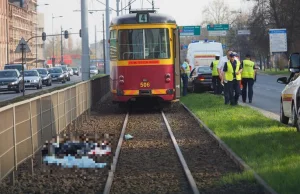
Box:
[210,50,257,106]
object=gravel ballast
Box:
[110,110,192,194]
[165,106,266,194]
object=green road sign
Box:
[178,26,201,36]
[207,24,229,31]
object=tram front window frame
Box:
[118,28,171,60]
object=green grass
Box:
[181,93,300,194]
[90,74,107,80]
[260,68,290,75]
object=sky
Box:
[37,0,255,45]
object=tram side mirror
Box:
[277,77,288,84]
[288,53,300,71]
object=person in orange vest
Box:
[210,55,221,94]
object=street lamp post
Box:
[35,4,49,68]
[52,14,63,66]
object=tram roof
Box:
[110,12,176,26]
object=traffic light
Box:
[64,30,69,39]
[79,29,81,38]
[42,32,46,41]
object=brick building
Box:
[0,0,45,70]
[8,0,38,65]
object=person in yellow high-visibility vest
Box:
[221,52,243,106]
[241,54,255,103]
[210,55,221,94]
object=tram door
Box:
[173,28,181,99]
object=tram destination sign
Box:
[207,24,229,31]
[179,26,201,36]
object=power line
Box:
[94,0,117,11]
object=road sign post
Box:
[269,29,287,53]
[269,29,287,71]
[207,24,229,31]
[238,30,251,35]
[179,26,201,36]
[15,37,31,96]
[207,24,229,37]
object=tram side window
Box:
[110,30,117,60]
[118,29,170,60]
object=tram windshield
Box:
[118,28,170,60]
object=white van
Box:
[186,41,223,69]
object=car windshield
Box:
[197,66,212,74]
[72,68,78,71]
[36,69,47,75]
[0,71,17,78]
[61,66,67,71]
[49,68,62,73]
[90,66,97,70]
[24,71,38,77]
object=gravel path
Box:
[110,110,192,194]
[0,99,125,194]
[165,106,265,194]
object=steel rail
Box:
[103,112,129,194]
[161,111,200,194]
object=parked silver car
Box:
[23,70,42,89]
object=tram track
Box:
[104,110,200,194]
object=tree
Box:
[202,0,232,26]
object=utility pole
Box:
[95,25,97,59]
[81,0,90,81]
[105,0,110,75]
[121,0,123,15]
[102,13,106,74]
[117,0,120,16]
[61,26,63,65]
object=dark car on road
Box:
[35,68,52,86]
[48,67,67,83]
[4,64,27,74]
[0,69,24,93]
[23,70,43,90]
[71,67,79,76]
[188,66,213,93]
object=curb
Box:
[181,103,279,194]
[239,103,280,122]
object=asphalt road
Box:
[0,75,82,102]
[240,73,288,115]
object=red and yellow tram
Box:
[109,10,181,106]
